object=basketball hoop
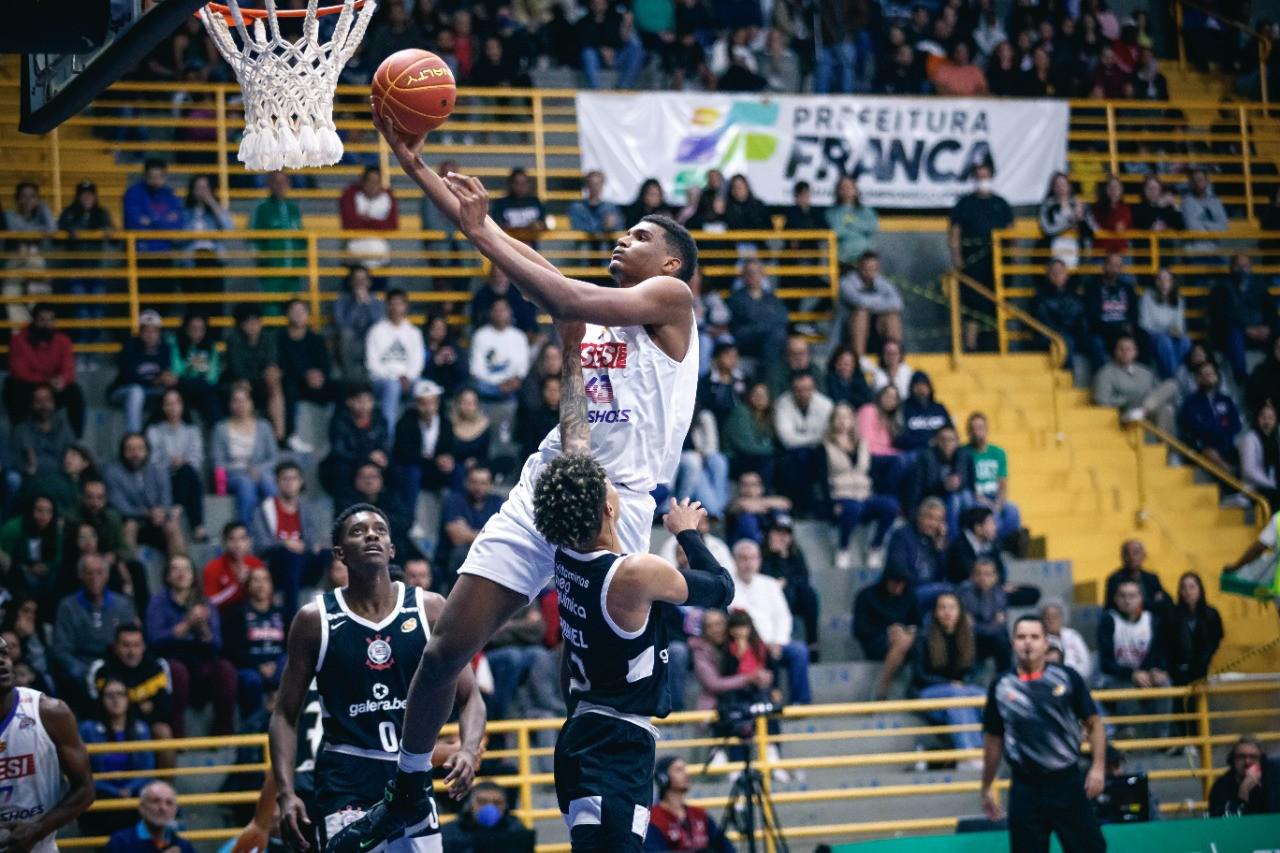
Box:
[199,0,376,171]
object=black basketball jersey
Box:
[295,681,322,775]
[554,547,672,719]
[313,582,429,759]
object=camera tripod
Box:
[703,738,789,853]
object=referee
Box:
[980,614,1108,852]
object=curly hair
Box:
[532,454,609,550]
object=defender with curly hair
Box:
[332,114,706,853]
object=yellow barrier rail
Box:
[1175,0,1271,105]
[7,83,1280,225]
[59,679,1280,850]
[0,227,838,346]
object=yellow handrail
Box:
[1175,0,1271,104]
[946,270,1066,441]
[1126,418,1272,531]
[58,680,1280,849]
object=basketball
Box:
[371,49,456,138]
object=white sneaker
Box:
[287,434,315,453]
[866,548,886,571]
[835,549,854,571]
[1123,407,1146,423]
[958,759,985,772]
[707,748,729,767]
[771,768,793,784]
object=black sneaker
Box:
[325,775,433,853]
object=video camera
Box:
[716,699,783,740]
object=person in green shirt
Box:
[250,171,305,301]
[963,411,1023,547]
[826,174,879,269]
[722,382,778,486]
[169,312,222,426]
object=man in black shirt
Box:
[982,614,1107,853]
[276,299,334,451]
[1103,539,1169,614]
[949,162,1013,351]
[88,623,176,760]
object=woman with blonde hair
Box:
[825,403,900,569]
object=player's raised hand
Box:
[663,497,706,535]
[369,99,426,168]
[443,172,490,235]
[556,320,587,350]
[442,747,479,800]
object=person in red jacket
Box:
[646,756,735,852]
[3,303,85,436]
[201,521,265,615]
[339,165,399,272]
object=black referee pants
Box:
[1008,769,1106,853]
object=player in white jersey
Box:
[0,636,95,852]
[327,111,701,853]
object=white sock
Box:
[397,749,434,774]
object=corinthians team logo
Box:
[366,635,394,670]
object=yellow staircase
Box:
[913,352,1280,674]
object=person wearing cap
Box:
[57,180,114,340]
[645,756,735,852]
[697,338,746,428]
[392,379,456,510]
[853,563,920,700]
[108,310,177,433]
[761,513,821,659]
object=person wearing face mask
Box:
[949,162,1013,351]
[440,781,536,852]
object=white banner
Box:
[576,92,1068,209]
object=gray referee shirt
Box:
[982,663,1099,779]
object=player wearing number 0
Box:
[0,635,95,853]
[327,110,702,852]
[269,505,486,852]
[534,320,734,851]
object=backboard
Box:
[21,0,207,134]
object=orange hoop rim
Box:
[202,0,366,22]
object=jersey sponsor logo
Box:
[348,696,408,716]
[0,755,35,781]
[372,683,389,700]
[579,341,628,369]
[401,617,418,633]
[1053,683,1066,696]
[585,375,615,403]
[0,804,44,822]
[366,635,394,671]
[586,409,632,424]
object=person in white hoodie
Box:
[468,300,531,402]
[365,288,426,429]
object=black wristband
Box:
[675,530,735,608]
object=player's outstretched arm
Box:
[556,320,589,455]
[5,697,95,850]
[606,499,734,630]
[423,592,487,801]
[370,106,560,278]
[445,173,694,328]
[270,604,322,852]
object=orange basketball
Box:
[371,49,457,137]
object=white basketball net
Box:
[199,0,377,171]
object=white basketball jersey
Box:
[0,687,65,852]
[537,316,699,492]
